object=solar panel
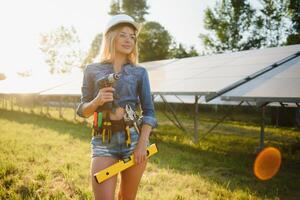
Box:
[141,58,177,71]
[40,80,82,96]
[151,77,241,94]
[148,44,300,95]
[221,55,300,103]
[0,75,72,95]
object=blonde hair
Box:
[99,24,139,64]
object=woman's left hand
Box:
[133,140,148,165]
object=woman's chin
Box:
[120,49,133,55]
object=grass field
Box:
[0,106,300,200]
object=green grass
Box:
[0,106,300,200]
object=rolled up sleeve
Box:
[76,66,94,118]
[138,68,158,128]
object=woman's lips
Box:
[122,45,132,49]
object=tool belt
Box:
[110,119,133,132]
[92,110,137,147]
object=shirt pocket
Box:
[118,74,137,97]
[123,74,136,84]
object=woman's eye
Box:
[120,33,126,38]
[119,32,136,41]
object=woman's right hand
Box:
[94,87,115,106]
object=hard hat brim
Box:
[104,20,140,35]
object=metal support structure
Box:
[275,106,279,127]
[18,96,21,111]
[10,95,13,111]
[46,101,50,115]
[40,97,44,115]
[295,103,300,128]
[30,96,34,113]
[73,99,77,121]
[151,94,155,102]
[194,95,200,143]
[59,96,63,118]
[5,97,7,109]
[159,93,187,132]
[198,101,244,140]
[260,106,266,150]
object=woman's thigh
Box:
[91,156,119,200]
[119,160,148,200]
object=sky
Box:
[0,0,216,78]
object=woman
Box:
[76,14,157,200]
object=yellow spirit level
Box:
[94,143,158,184]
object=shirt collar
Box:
[107,62,132,75]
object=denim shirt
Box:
[76,62,158,128]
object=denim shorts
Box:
[91,127,141,159]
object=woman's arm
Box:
[139,124,151,144]
[80,87,115,118]
[138,68,158,129]
[134,68,157,164]
[76,66,114,118]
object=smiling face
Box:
[114,26,136,56]
[99,24,139,64]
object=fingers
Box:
[97,87,115,104]
[101,87,115,93]
[101,92,113,101]
[134,151,147,165]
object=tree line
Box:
[201,0,299,53]
[38,0,300,74]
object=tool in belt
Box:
[92,104,142,147]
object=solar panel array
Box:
[147,45,300,95]
[1,44,299,105]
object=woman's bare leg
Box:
[91,156,119,200]
[118,160,147,200]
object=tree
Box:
[200,0,263,53]
[169,43,199,58]
[109,0,122,15]
[109,0,149,23]
[258,0,289,47]
[81,34,102,68]
[39,26,84,74]
[138,21,172,62]
[286,0,300,44]
[122,0,149,23]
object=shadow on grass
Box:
[1,109,300,199]
[0,109,91,142]
[151,127,300,200]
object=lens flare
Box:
[254,147,281,180]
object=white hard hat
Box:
[103,14,140,35]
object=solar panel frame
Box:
[221,54,300,104]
